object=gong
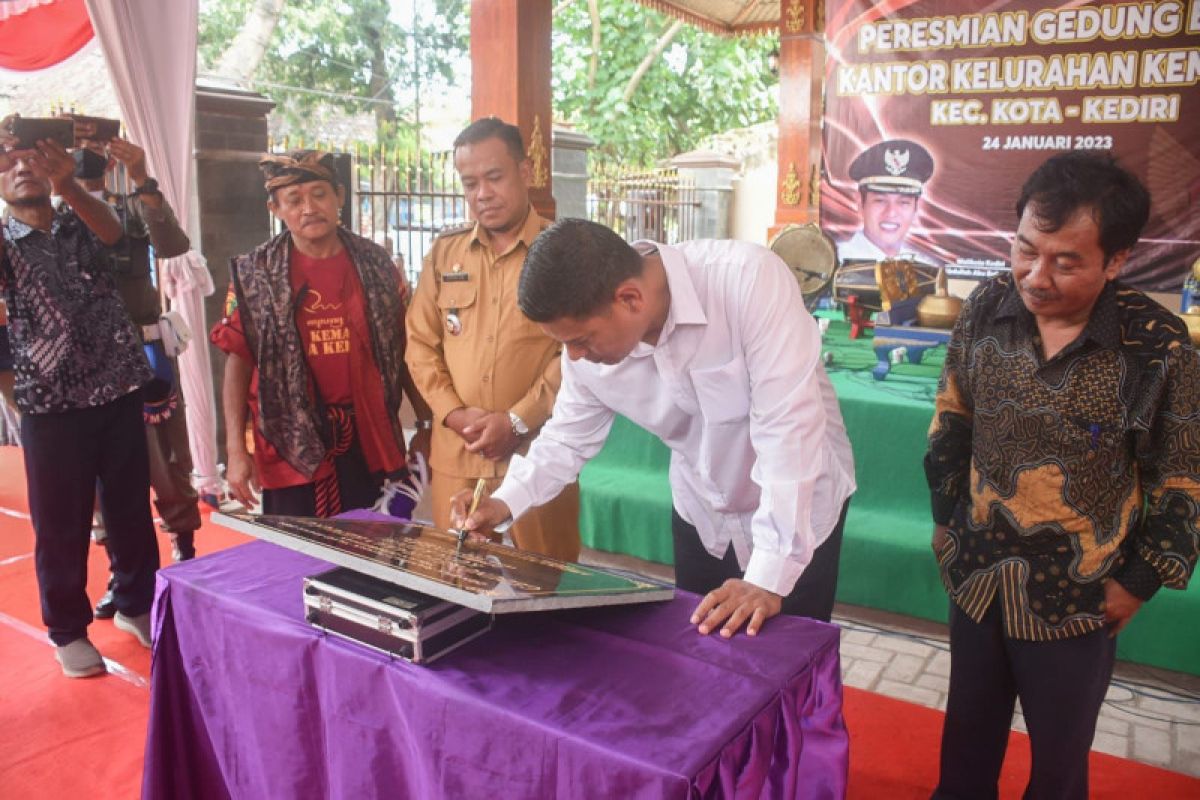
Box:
[769,223,838,311]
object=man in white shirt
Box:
[454,219,856,637]
[836,138,940,267]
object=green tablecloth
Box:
[576,318,1200,675]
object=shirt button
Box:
[482,374,490,383]
[486,335,494,343]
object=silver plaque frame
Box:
[213,513,674,614]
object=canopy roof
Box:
[632,0,779,35]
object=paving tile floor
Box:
[833,603,1200,778]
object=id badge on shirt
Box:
[440,263,469,335]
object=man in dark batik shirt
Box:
[0,125,160,678]
[925,151,1200,799]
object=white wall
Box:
[729,162,778,246]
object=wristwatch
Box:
[414,419,433,431]
[508,412,529,437]
[129,177,159,197]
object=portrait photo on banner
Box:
[820,0,1200,291]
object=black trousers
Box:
[670,498,849,623]
[22,390,160,646]
[261,438,382,517]
[933,599,1116,800]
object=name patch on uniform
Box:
[441,272,470,283]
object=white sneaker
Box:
[113,611,153,648]
[55,638,106,678]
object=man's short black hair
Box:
[519,218,644,322]
[453,117,526,164]
[1015,151,1150,262]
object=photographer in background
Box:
[73,126,205,622]
[0,116,159,678]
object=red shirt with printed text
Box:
[210,247,407,490]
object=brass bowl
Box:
[1184,308,1200,346]
[917,290,964,329]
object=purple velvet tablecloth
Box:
[142,540,848,799]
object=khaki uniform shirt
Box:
[406,209,561,478]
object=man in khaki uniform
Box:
[406,117,581,561]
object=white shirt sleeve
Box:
[491,355,616,521]
[736,252,833,596]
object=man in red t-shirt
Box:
[211,150,430,517]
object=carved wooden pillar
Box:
[772,0,825,236]
[470,0,556,220]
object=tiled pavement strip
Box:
[579,548,1200,780]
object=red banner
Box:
[820,0,1200,290]
[0,0,93,72]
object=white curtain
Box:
[83,0,222,495]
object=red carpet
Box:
[0,620,150,796]
[0,445,249,798]
[843,686,1200,799]
[0,445,1197,797]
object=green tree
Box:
[553,1,779,165]
[198,0,468,147]
[198,0,776,164]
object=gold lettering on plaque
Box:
[262,516,657,601]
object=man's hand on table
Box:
[690,578,783,638]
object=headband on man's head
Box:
[259,150,339,194]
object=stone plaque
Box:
[213,513,674,613]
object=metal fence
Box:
[587,163,699,244]
[264,145,700,279]
[268,142,466,289]
[355,147,465,288]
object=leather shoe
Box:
[94,588,116,619]
[93,574,117,619]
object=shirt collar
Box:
[1079,281,1121,349]
[470,206,544,256]
[628,241,705,355]
[994,275,1027,321]
[3,210,60,241]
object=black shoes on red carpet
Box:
[93,531,195,619]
